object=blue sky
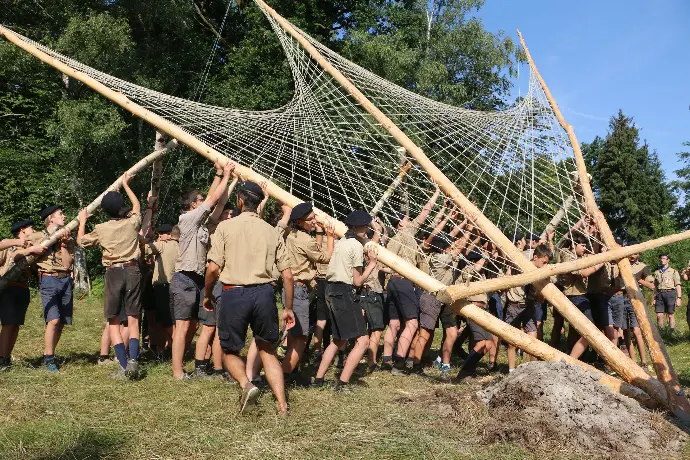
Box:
[474,0,689,179]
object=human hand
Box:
[202,296,215,312]
[324,220,336,237]
[676,297,682,307]
[122,170,135,185]
[223,161,235,177]
[366,245,379,263]
[79,208,89,222]
[282,309,296,330]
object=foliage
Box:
[671,141,690,229]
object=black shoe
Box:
[381,360,393,371]
[310,376,325,388]
[367,363,380,373]
[332,380,351,392]
[454,368,476,381]
[411,363,424,375]
[488,362,500,373]
[125,359,139,380]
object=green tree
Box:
[671,141,690,229]
[581,110,675,242]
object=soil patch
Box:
[476,361,687,458]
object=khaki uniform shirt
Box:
[558,248,588,296]
[654,267,680,291]
[80,213,142,266]
[30,229,75,273]
[145,239,179,285]
[387,217,422,275]
[315,261,329,279]
[630,260,653,285]
[175,202,211,275]
[326,237,364,285]
[0,246,31,284]
[286,230,331,283]
[207,212,290,285]
[429,252,457,286]
[456,264,487,304]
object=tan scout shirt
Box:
[456,264,487,304]
[429,252,457,286]
[326,237,364,285]
[175,202,211,275]
[80,213,142,266]
[654,267,681,291]
[558,248,588,296]
[207,212,290,285]
[30,230,75,273]
[315,261,329,279]
[630,261,653,284]
[286,230,331,283]
[0,246,31,284]
[387,217,422,274]
[146,239,179,285]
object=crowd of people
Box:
[0,162,684,414]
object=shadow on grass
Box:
[22,429,123,460]
[659,328,690,346]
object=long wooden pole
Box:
[252,1,665,404]
[517,30,690,418]
[0,24,665,408]
[0,138,178,292]
[370,159,412,217]
[147,131,167,230]
[438,230,690,304]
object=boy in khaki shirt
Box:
[78,172,143,380]
[653,254,681,331]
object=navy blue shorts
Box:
[326,282,367,341]
[386,277,420,322]
[217,283,278,353]
[0,285,30,326]
[568,295,593,323]
[489,293,503,320]
[39,275,73,325]
[533,301,548,322]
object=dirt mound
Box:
[477,361,687,458]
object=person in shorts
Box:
[312,211,378,391]
[360,224,384,372]
[0,220,46,372]
[204,180,294,414]
[170,162,233,379]
[30,205,76,373]
[281,202,335,378]
[625,247,654,369]
[382,187,441,374]
[557,232,604,359]
[652,254,681,331]
[78,173,144,380]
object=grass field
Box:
[1,290,690,459]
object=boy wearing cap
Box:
[383,187,440,375]
[281,202,335,378]
[170,162,233,379]
[30,205,75,373]
[361,220,385,372]
[78,172,143,379]
[652,254,681,331]
[312,211,378,391]
[0,220,46,371]
[204,180,294,414]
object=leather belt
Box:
[222,283,269,291]
[106,261,138,270]
[40,271,71,278]
[660,289,675,292]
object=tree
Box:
[581,110,675,241]
[671,141,690,229]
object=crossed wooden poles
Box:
[1,1,688,416]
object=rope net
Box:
[5,4,604,282]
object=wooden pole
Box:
[0,138,178,292]
[147,131,167,230]
[0,24,666,408]
[438,230,690,304]
[251,1,665,405]
[370,159,412,217]
[517,30,690,418]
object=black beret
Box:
[430,235,451,253]
[39,205,63,221]
[344,210,372,227]
[101,191,124,218]
[529,232,540,242]
[232,207,242,217]
[223,201,234,211]
[239,181,265,201]
[10,219,33,235]
[511,231,525,243]
[157,223,173,234]
[289,202,313,223]
[466,250,484,262]
[390,210,408,228]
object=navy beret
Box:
[101,191,124,218]
[289,202,313,223]
[344,210,372,227]
[466,250,484,261]
[157,224,173,234]
[39,205,63,221]
[10,219,33,235]
[430,235,451,252]
[239,181,265,201]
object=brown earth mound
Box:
[477,361,687,458]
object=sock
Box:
[43,354,55,364]
[508,368,515,373]
[128,338,140,361]
[382,355,392,364]
[462,350,484,373]
[195,359,208,370]
[99,354,109,362]
[114,343,127,369]
[393,355,406,370]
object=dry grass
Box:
[1,291,689,459]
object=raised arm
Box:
[257,182,270,218]
[204,162,234,209]
[413,184,441,225]
[206,162,224,201]
[121,171,141,217]
[423,206,454,249]
[77,208,89,246]
[429,198,448,230]
[0,238,24,251]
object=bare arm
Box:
[414,185,441,224]
[423,207,454,249]
[120,172,141,217]
[429,199,448,230]
[639,279,655,290]
[77,208,88,246]
[202,261,221,311]
[0,239,23,251]
[352,248,378,287]
[206,163,224,200]
[204,162,234,209]
[59,238,74,269]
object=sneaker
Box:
[488,362,500,373]
[125,359,139,380]
[381,360,393,371]
[440,364,452,379]
[391,366,407,376]
[405,358,414,370]
[45,360,59,374]
[0,357,11,372]
[332,380,351,393]
[411,363,424,375]
[239,383,260,414]
[367,363,380,373]
[454,368,476,381]
[310,377,325,388]
[432,358,443,370]
[250,375,266,388]
[193,367,211,380]
[109,366,127,380]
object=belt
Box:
[106,261,138,270]
[660,289,675,292]
[391,275,405,279]
[40,271,71,278]
[222,283,269,291]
